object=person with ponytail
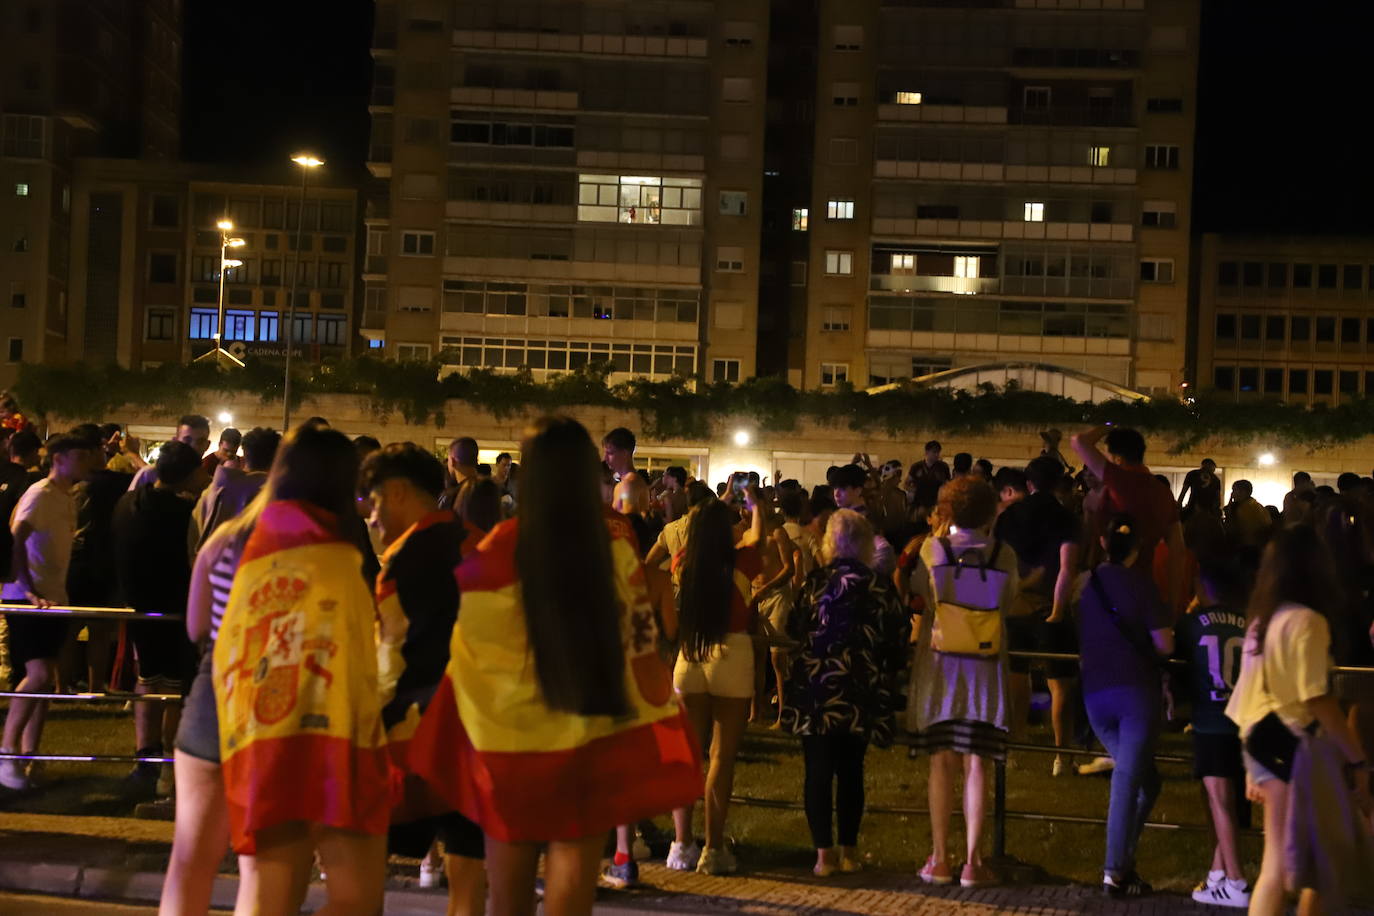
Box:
[668,483,766,875]
[1073,514,1175,898]
[409,416,701,916]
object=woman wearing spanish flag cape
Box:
[213,425,392,915]
[409,416,703,916]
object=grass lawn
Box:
[3,699,1260,892]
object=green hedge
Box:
[15,359,1374,451]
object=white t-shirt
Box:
[1225,603,1331,736]
[1,477,76,605]
[782,521,819,572]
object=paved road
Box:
[0,891,217,914]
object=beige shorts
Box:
[758,585,794,637]
[673,632,756,698]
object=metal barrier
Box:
[0,603,184,766]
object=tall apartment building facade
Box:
[66,160,359,370]
[0,0,182,386]
[794,0,1199,394]
[1198,234,1374,406]
[364,0,768,382]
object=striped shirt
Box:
[207,539,240,641]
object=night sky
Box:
[183,1,1374,234]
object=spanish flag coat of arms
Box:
[408,509,703,843]
[213,500,393,854]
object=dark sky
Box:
[182,0,374,184]
[182,1,1373,234]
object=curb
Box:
[0,863,726,916]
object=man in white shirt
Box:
[0,434,96,790]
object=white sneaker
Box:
[1052,755,1065,777]
[0,756,30,791]
[1077,756,1115,776]
[1193,878,1250,908]
[1192,869,1225,894]
[419,858,444,889]
[666,840,701,871]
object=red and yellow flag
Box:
[409,509,703,843]
[213,500,393,854]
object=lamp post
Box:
[214,219,246,358]
[283,153,324,431]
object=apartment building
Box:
[66,159,359,369]
[1198,234,1374,405]
[792,0,1199,394]
[363,0,768,382]
[0,0,182,386]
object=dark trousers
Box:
[801,733,868,849]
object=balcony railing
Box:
[870,275,1001,296]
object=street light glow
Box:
[217,411,233,425]
[216,219,234,231]
[227,238,246,248]
[222,258,243,269]
[733,430,751,447]
[1258,452,1277,467]
[292,154,324,168]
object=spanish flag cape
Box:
[408,508,703,843]
[213,500,393,854]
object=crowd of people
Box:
[0,396,1371,914]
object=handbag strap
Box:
[1088,569,1165,670]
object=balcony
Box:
[877,104,1007,125]
[364,197,390,223]
[874,160,1136,186]
[872,218,1133,244]
[453,30,709,60]
[451,87,578,111]
[870,274,1001,296]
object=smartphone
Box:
[731,472,748,493]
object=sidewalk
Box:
[0,814,1366,915]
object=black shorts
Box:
[4,604,69,670]
[1192,731,1244,780]
[127,618,195,694]
[389,812,486,860]
[1006,615,1037,674]
[1035,618,1079,680]
[1006,611,1079,678]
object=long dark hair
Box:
[1103,513,1139,565]
[515,416,627,716]
[1246,524,1342,652]
[678,498,736,663]
[270,424,360,524]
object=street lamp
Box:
[283,152,324,431]
[194,219,247,368]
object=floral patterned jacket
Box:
[779,558,912,746]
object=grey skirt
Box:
[173,649,219,764]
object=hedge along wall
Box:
[43,388,1374,503]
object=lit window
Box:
[895,91,922,105]
[791,208,809,231]
[891,253,915,274]
[954,256,980,278]
[368,338,385,349]
[826,199,855,220]
[820,362,849,387]
[14,183,28,197]
[1023,202,1045,222]
[188,308,218,340]
[577,174,703,226]
[824,250,853,276]
[1089,146,1111,167]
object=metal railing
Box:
[0,603,184,766]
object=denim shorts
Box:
[174,651,220,764]
[1242,749,1279,786]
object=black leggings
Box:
[801,733,868,849]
